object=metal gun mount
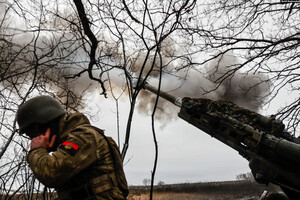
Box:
[138,80,300,200]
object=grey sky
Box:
[86,69,292,186]
[92,94,250,186]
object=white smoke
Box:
[205,52,271,111]
[133,51,271,127]
[1,2,271,126]
[0,3,101,110]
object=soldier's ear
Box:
[47,117,61,136]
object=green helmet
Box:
[16,95,66,134]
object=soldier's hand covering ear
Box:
[30,128,56,151]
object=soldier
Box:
[16,95,128,200]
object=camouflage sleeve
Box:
[27,130,98,188]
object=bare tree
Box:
[0,1,98,198]
[0,0,299,199]
[177,1,300,135]
[236,172,254,181]
[143,178,151,186]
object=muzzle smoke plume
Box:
[134,49,271,127]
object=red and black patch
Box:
[59,141,80,156]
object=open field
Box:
[128,180,283,200]
[2,180,283,200]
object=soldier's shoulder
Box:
[69,124,105,140]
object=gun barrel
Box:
[144,83,182,107]
[141,82,300,196]
[140,82,300,196]
[275,139,300,163]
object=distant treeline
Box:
[129,180,281,195]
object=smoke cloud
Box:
[133,50,271,127]
[1,3,271,127]
[205,52,271,111]
[0,4,100,110]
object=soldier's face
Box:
[23,124,48,139]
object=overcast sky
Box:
[78,70,291,186]
[90,93,251,186]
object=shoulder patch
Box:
[59,141,80,156]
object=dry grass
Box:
[128,180,282,200]
[2,180,282,200]
[128,192,258,200]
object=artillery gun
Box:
[137,80,300,200]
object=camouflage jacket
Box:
[27,113,127,200]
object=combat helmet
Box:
[16,95,66,135]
